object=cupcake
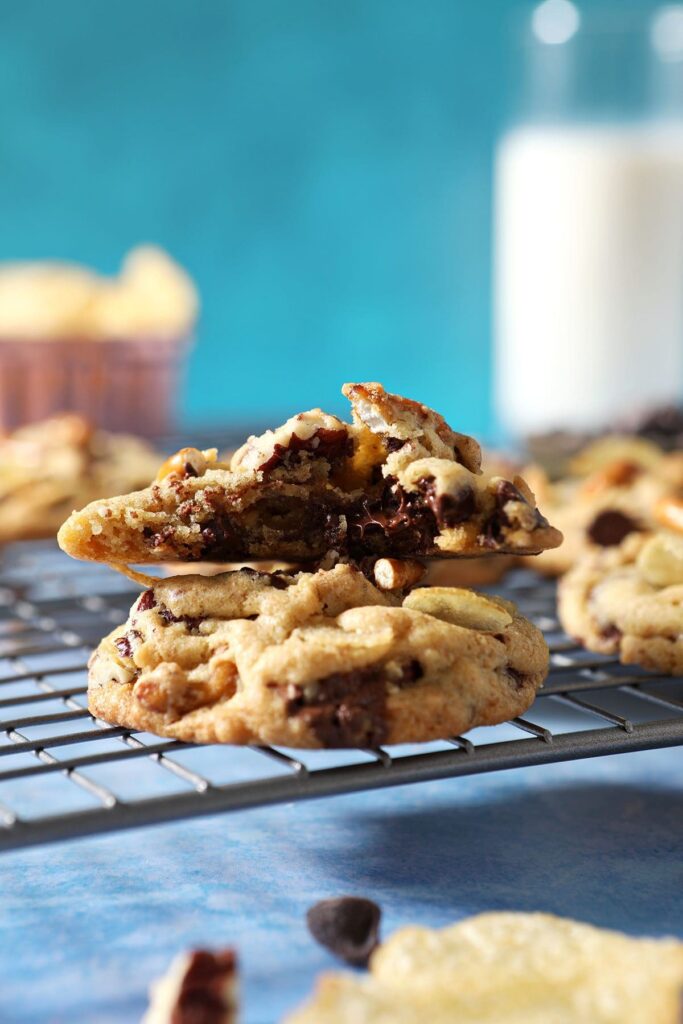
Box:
[0,246,198,437]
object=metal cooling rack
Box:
[1,540,682,852]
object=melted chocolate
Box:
[258,427,352,475]
[158,605,204,633]
[418,477,476,528]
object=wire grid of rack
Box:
[1,540,682,852]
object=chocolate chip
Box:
[258,427,352,474]
[418,477,476,528]
[158,604,203,633]
[114,635,132,659]
[481,479,544,549]
[587,510,641,547]
[384,437,404,453]
[281,661,421,747]
[137,589,156,612]
[348,479,440,557]
[600,623,623,643]
[306,897,381,967]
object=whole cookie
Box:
[558,532,683,675]
[88,564,548,748]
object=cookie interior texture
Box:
[522,436,683,577]
[284,912,683,1024]
[88,564,548,748]
[59,382,562,565]
[558,531,683,675]
[0,413,162,542]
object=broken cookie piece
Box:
[285,912,683,1024]
[58,382,561,565]
[88,563,548,748]
[142,948,237,1024]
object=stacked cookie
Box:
[58,383,562,748]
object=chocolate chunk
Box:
[587,510,641,547]
[282,661,421,747]
[114,635,132,659]
[418,477,476,528]
[174,949,237,1023]
[600,623,623,643]
[258,427,352,474]
[306,897,381,967]
[158,604,203,633]
[137,589,156,612]
[198,515,246,560]
[496,479,526,505]
[384,437,404,453]
[348,480,440,557]
[113,630,141,660]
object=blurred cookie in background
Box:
[521,435,683,577]
[0,414,162,543]
[0,245,198,437]
[559,530,683,675]
[526,403,683,480]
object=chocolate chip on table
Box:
[306,897,382,967]
[586,510,641,547]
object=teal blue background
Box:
[0,0,662,433]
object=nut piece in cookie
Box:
[285,912,683,1024]
[142,948,237,1024]
[558,531,683,675]
[58,382,561,565]
[87,564,548,748]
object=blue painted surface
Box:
[0,0,665,435]
[1,745,681,1023]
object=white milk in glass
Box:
[494,124,683,437]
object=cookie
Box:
[142,948,237,1024]
[88,564,548,748]
[58,382,562,565]
[558,531,683,675]
[522,435,683,576]
[285,912,683,1024]
[0,414,162,543]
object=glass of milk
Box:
[494,1,683,440]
